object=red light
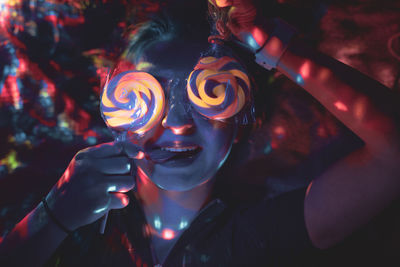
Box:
[162,118,193,135]
[47,81,56,98]
[354,97,367,120]
[161,229,175,240]
[14,213,30,239]
[251,26,268,47]
[57,167,71,189]
[171,125,192,135]
[300,61,311,79]
[270,141,278,149]
[111,192,130,206]
[0,75,22,109]
[121,195,129,206]
[18,59,27,73]
[135,151,145,160]
[334,101,348,112]
[273,126,285,136]
[44,15,58,25]
[266,37,282,56]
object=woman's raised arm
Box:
[209,0,400,249]
[277,35,400,249]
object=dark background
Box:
[0,0,399,266]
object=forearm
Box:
[277,36,400,154]
[275,37,400,247]
[0,202,68,266]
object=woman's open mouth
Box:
[145,142,202,167]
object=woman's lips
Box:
[145,143,202,164]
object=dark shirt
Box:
[45,188,314,267]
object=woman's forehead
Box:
[137,38,210,77]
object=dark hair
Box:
[124,17,177,64]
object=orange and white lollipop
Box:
[100,71,165,135]
[187,56,251,120]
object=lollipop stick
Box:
[99,137,133,235]
[99,212,109,234]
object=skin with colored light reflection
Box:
[125,38,239,191]
[2,1,400,266]
[116,38,243,261]
[210,0,400,251]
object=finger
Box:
[76,142,123,159]
[120,141,142,159]
[210,0,233,8]
[105,176,136,193]
[99,213,108,234]
[95,157,131,175]
[109,192,130,210]
[216,0,233,7]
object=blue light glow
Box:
[107,185,116,192]
[296,74,304,85]
[94,206,107,214]
[179,219,188,230]
[154,216,161,230]
[264,144,272,155]
[246,35,259,51]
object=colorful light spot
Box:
[300,61,311,79]
[334,101,348,112]
[100,71,165,134]
[251,26,268,47]
[135,151,145,160]
[161,228,175,240]
[154,216,161,230]
[94,206,107,214]
[296,74,304,85]
[120,195,129,206]
[273,126,286,139]
[179,219,188,230]
[0,150,21,173]
[246,35,258,50]
[187,56,251,121]
[107,185,117,192]
[215,0,232,7]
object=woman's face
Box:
[112,38,239,191]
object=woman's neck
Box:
[134,167,214,263]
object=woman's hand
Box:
[209,0,297,70]
[209,0,257,38]
[44,142,139,232]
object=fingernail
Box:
[134,151,145,160]
[107,185,117,192]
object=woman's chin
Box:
[150,166,215,191]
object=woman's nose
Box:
[161,80,194,135]
[162,102,194,135]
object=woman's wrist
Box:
[41,198,73,235]
[34,201,70,238]
[237,18,298,70]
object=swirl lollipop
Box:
[187,56,251,120]
[100,71,165,135]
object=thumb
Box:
[120,141,142,159]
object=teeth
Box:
[161,147,197,152]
